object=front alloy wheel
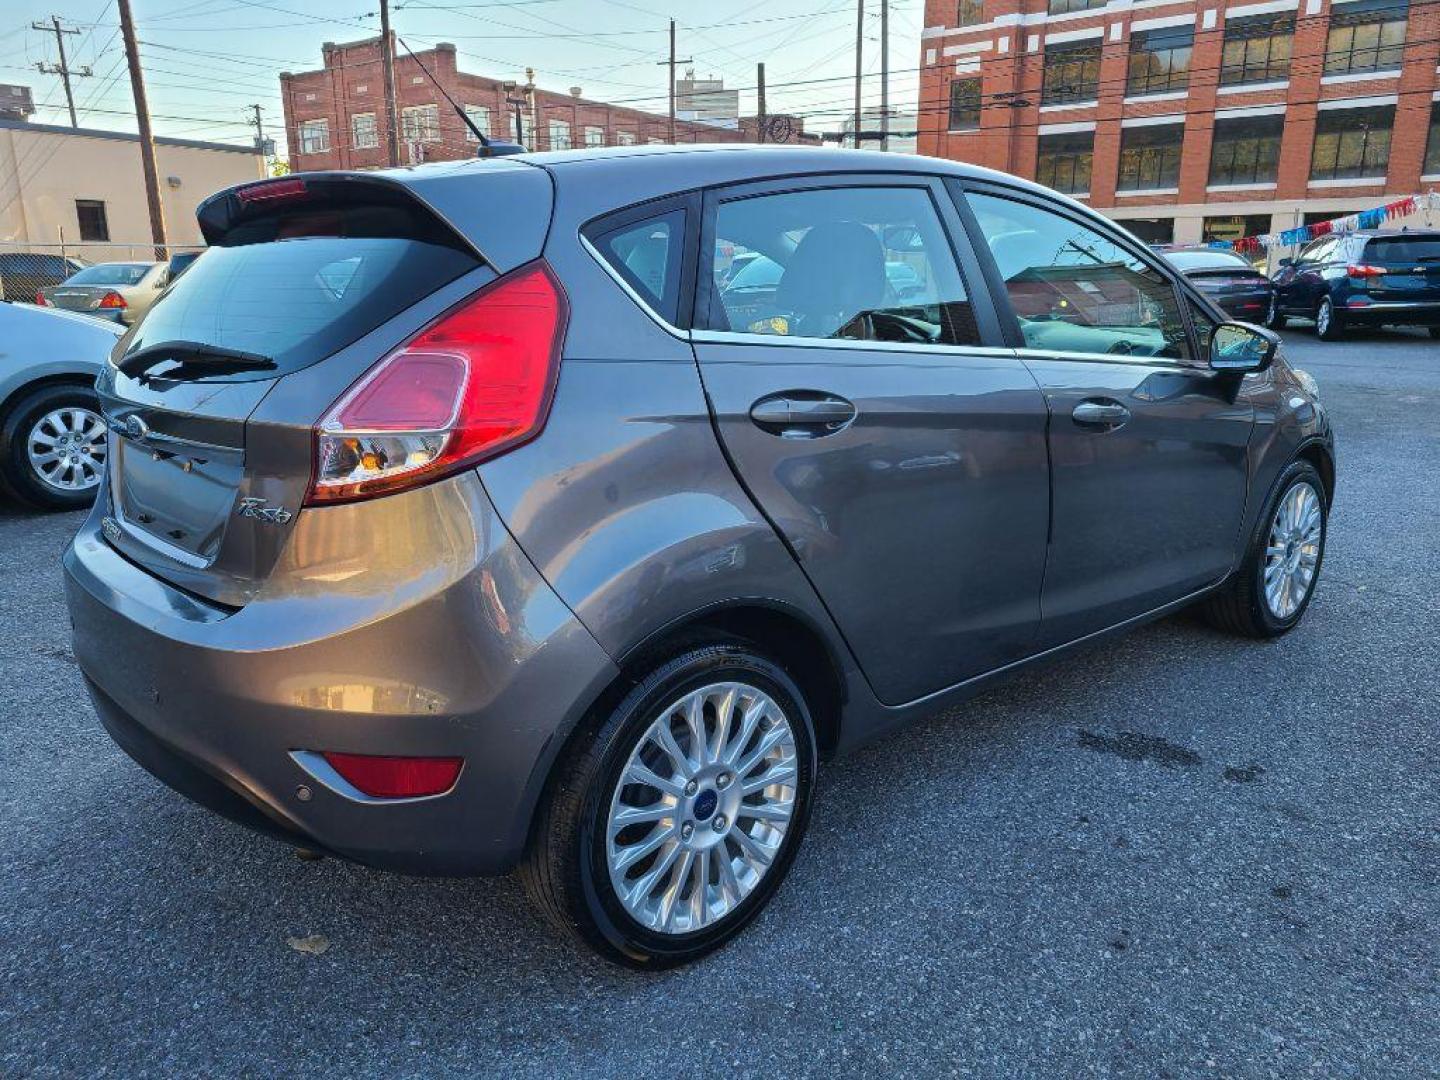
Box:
[524,644,817,967]
[1316,296,1343,340]
[1263,480,1322,620]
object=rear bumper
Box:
[1211,291,1272,319]
[1339,298,1440,324]
[63,472,619,875]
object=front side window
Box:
[1310,105,1393,181]
[463,105,490,142]
[352,112,378,149]
[966,192,1191,362]
[297,118,330,154]
[1325,0,1407,75]
[1036,131,1094,195]
[1208,114,1283,185]
[1043,41,1102,106]
[400,104,440,144]
[1127,28,1193,96]
[949,79,980,131]
[705,186,980,346]
[592,210,685,323]
[1221,13,1294,86]
[1117,124,1184,190]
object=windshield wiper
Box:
[117,340,275,379]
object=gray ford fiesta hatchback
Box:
[64,146,1334,967]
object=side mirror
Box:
[1277,257,1294,267]
[1210,322,1278,374]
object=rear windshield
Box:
[1164,251,1252,271]
[1362,236,1440,263]
[67,263,154,286]
[120,236,479,377]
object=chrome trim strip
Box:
[690,327,1020,358]
[578,233,689,341]
[288,751,459,806]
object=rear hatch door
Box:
[98,164,548,607]
[1360,234,1440,299]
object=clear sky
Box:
[1,0,923,156]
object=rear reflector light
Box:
[306,261,567,505]
[34,291,49,306]
[321,752,463,798]
[98,291,126,309]
[1347,264,1386,279]
[236,177,308,205]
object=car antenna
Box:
[395,36,526,158]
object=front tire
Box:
[1315,296,1344,341]
[0,383,107,511]
[1265,295,1287,330]
[1201,460,1327,638]
[522,644,817,968]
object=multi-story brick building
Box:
[918,0,1440,247]
[279,36,759,172]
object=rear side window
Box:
[1363,236,1440,263]
[591,209,685,323]
[705,185,980,346]
[120,236,479,377]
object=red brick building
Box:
[918,0,1440,248]
[278,36,773,172]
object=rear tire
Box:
[1315,296,1344,341]
[1201,460,1327,638]
[0,383,107,511]
[522,644,817,968]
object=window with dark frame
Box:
[1423,102,1440,175]
[75,199,109,242]
[949,78,981,130]
[1042,40,1102,106]
[1310,104,1394,181]
[1117,124,1184,190]
[1048,0,1105,14]
[1127,27,1193,96]
[1324,0,1407,76]
[1036,130,1094,194]
[1208,113,1284,186]
[957,0,984,26]
[1220,13,1294,86]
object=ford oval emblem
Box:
[123,414,149,441]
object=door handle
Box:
[750,392,856,436]
[1072,399,1130,428]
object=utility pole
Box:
[852,0,863,148]
[879,0,889,152]
[756,62,767,144]
[32,16,92,128]
[117,0,167,258]
[657,20,692,145]
[379,0,401,166]
[249,103,269,171]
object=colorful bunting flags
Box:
[1203,192,1440,252]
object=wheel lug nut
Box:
[680,822,694,840]
[717,772,731,788]
[712,815,727,831]
[684,780,698,796]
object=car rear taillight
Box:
[321,752,463,798]
[34,291,50,306]
[306,261,567,505]
[236,177,308,205]
[97,291,127,309]
[1346,264,1386,279]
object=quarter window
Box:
[1208,114,1284,185]
[591,210,686,323]
[1310,105,1393,181]
[967,193,1191,362]
[1220,13,1294,86]
[1043,41,1102,106]
[1127,28,1192,96]
[1324,0,1407,76]
[705,186,980,346]
[1117,124,1184,191]
[1036,131,1094,195]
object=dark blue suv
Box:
[1268,229,1440,340]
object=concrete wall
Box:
[0,123,263,246]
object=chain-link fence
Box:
[0,242,204,306]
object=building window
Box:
[1036,131,1094,194]
[1424,102,1440,174]
[548,118,572,150]
[1117,123,1184,191]
[949,79,981,130]
[1203,214,1272,243]
[1208,114,1284,185]
[1048,0,1104,13]
[75,200,109,242]
[1310,105,1393,180]
[584,125,605,148]
[1042,41,1101,106]
[616,130,636,145]
[647,136,666,145]
[1324,0,1407,76]
[400,104,440,144]
[297,118,330,154]
[351,112,378,149]
[463,104,490,142]
[957,0,984,25]
[1120,218,1174,245]
[1221,13,1294,86]
[1127,28,1192,96]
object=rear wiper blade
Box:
[117,339,275,378]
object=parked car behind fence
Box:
[0,244,202,309]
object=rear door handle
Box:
[750,392,856,436]
[1072,399,1130,428]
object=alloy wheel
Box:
[1264,480,1322,619]
[1316,300,1331,336]
[605,680,799,935]
[27,407,106,493]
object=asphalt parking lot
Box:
[2,328,1436,1078]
